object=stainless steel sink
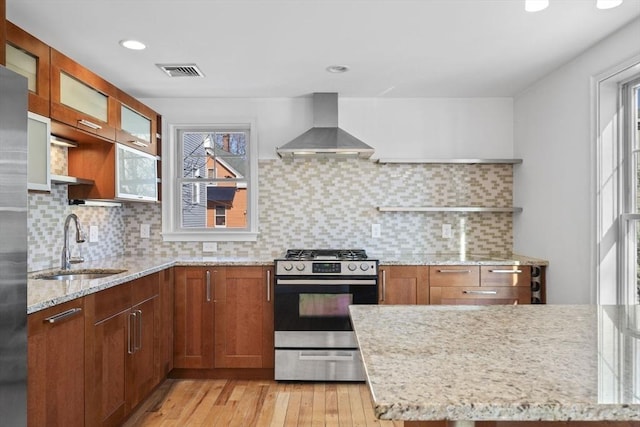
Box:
[35,269,127,281]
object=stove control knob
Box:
[283,263,293,271]
[348,263,357,271]
[296,264,306,271]
[360,263,370,271]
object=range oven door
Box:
[273,277,378,333]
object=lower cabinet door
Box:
[28,300,85,427]
[430,286,531,305]
[126,297,157,412]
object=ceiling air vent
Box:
[156,64,205,78]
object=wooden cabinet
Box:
[213,266,274,369]
[116,90,158,155]
[379,265,429,305]
[28,299,85,427]
[158,267,174,380]
[5,22,50,116]
[50,48,117,141]
[67,142,158,202]
[1,0,5,66]
[173,265,275,371]
[429,265,531,305]
[84,274,159,427]
[173,267,215,369]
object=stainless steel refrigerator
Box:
[0,65,28,426]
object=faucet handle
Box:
[69,257,85,264]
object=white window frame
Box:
[161,121,258,242]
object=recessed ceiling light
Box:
[525,0,549,12]
[119,39,146,50]
[597,0,623,9]
[326,65,350,73]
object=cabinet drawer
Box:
[131,273,160,305]
[93,282,132,323]
[430,286,531,305]
[481,266,531,287]
[429,266,479,287]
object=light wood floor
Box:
[123,379,403,427]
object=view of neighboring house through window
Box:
[179,129,248,229]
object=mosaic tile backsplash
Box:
[28,158,514,271]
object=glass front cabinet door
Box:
[116,143,157,201]
[27,112,51,192]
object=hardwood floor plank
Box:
[297,384,314,427]
[284,388,302,426]
[254,382,280,427]
[311,382,326,427]
[325,383,340,427]
[183,380,226,426]
[270,390,290,427]
[337,383,354,427]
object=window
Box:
[162,122,258,241]
[621,76,640,305]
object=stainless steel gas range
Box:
[273,249,378,381]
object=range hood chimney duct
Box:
[276,93,375,159]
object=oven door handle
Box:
[275,279,377,286]
[298,351,355,362]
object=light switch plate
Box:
[442,223,452,239]
[371,224,381,238]
[140,224,151,239]
[89,225,99,243]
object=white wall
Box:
[142,97,514,160]
[513,18,640,304]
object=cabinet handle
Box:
[381,269,386,302]
[43,307,82,324]
[128,311,137,354]
[489,269,522,274]
[462,290,498,295]
[206,270,211,302]
[437,269,472,273]
[135,309,143,351]
[77,119,102,130]
[266,270,271,302]
[131,140,149,148]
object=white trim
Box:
[162,120,259,242]
[593,54,640,305]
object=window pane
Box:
[179,128,249,230]
[6,44,37,92]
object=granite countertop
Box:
[373,253,549,266]
[349,304,640,423]
[27,255,274,314]
[27,252,548,314]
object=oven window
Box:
[299,294,353,317]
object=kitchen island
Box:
[349,304,640,426]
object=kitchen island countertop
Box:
[349,304,640,423]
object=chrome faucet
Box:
[61,213,86,270]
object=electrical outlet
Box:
[140,224,151,239]
[442,223,452,239]
[89,225,99,243]
[203,242,218,252]
[371,224,381,238]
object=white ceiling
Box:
[6,0,640,99]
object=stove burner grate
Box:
[284,249,368,261]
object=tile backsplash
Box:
[28,158,514,271]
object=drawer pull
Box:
[131,140,149,148]
[489,269,522,274]
[299,351,354,362]
[437,269,471,273]
[44,307,82,324]
[463,290,498,295]
[206,270,212,302]
[78,119,102,130]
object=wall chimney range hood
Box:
[276,93,375,159]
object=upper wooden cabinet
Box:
[50,48,117,141]
[1,0,6,65]
[5,22,50,116]
[379,265,429,305]
[116,90,158,156]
